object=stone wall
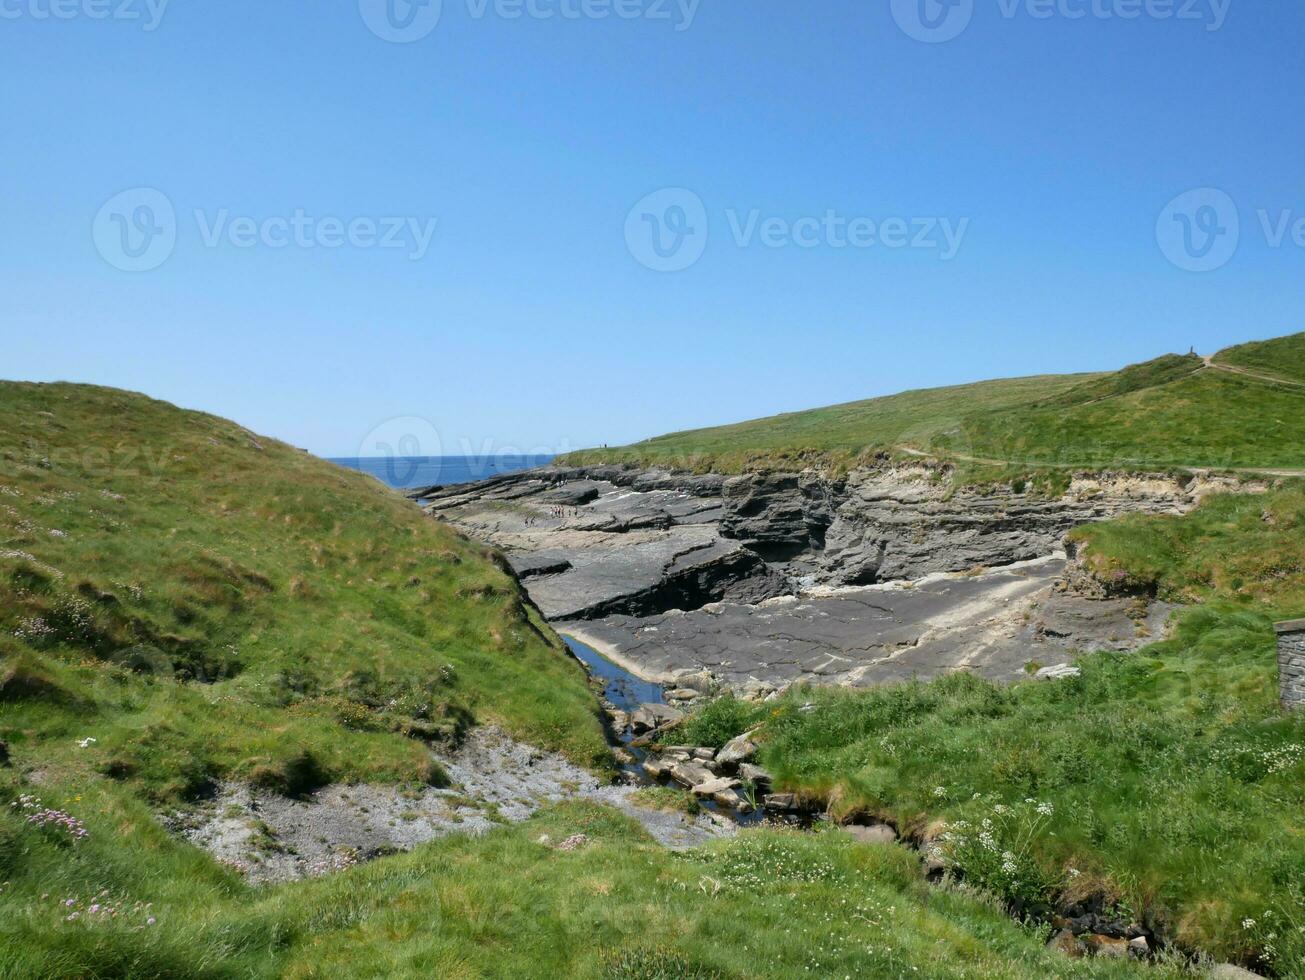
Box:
[1276,620,1305,711]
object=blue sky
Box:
[2,0,1302,458]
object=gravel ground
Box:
[173,726,732,884]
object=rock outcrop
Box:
[417,461,1259,695]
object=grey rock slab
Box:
[174,727,733,884]
[558,558,1168,693]
[842,824,898,845]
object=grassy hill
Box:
[564,332,1305,475]
[0,381,608,806]
[676,484,1305,973]
[0,386,1177,977]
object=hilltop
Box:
[563,332,1305,476]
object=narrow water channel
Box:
[563,634,767,826]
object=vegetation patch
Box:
[564,333,1305,477]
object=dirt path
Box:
[895,441,1305,479]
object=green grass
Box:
[675,485,1305,972]
[0,795,1178,979]
[1068,483,1305,608]
[1215,335,1305,383]
[0,380,608,807]
[564,332,1305,475]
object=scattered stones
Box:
[555,833,590,851]
[177,727,732,883]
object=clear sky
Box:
[3,0,1302,458]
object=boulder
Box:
[1049,930,1086,958]
[715,731,759,767]
[1207,966,1265,979]
[690,747,716,761]
[763,792,798,812]
[669,669,717,695]
[1127,937,1150,959]
[629,703,683,734]
[1082,935,1129,959]
[692,777,750,810]
[667,688,702,702]
[920,842,948,877]
[641,757,673,780]
[842,824,897,845]
[737,763,772,786]
[669,761,715,789]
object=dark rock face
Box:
[419,462,1253,694]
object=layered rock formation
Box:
[415,463,1255,693]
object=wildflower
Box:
[147,917,156,926]
[1244,918,1257,930]
[932,786,946,798]
[77,737,97,749]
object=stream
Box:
[563,635,768,827]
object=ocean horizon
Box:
[330,454,553,490]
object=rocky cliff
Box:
[415,462,1259,692]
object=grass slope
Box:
[565,332,1305,475]
[0,380,608,807]
[1,796,1176,979]
[677,483,1305,973]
